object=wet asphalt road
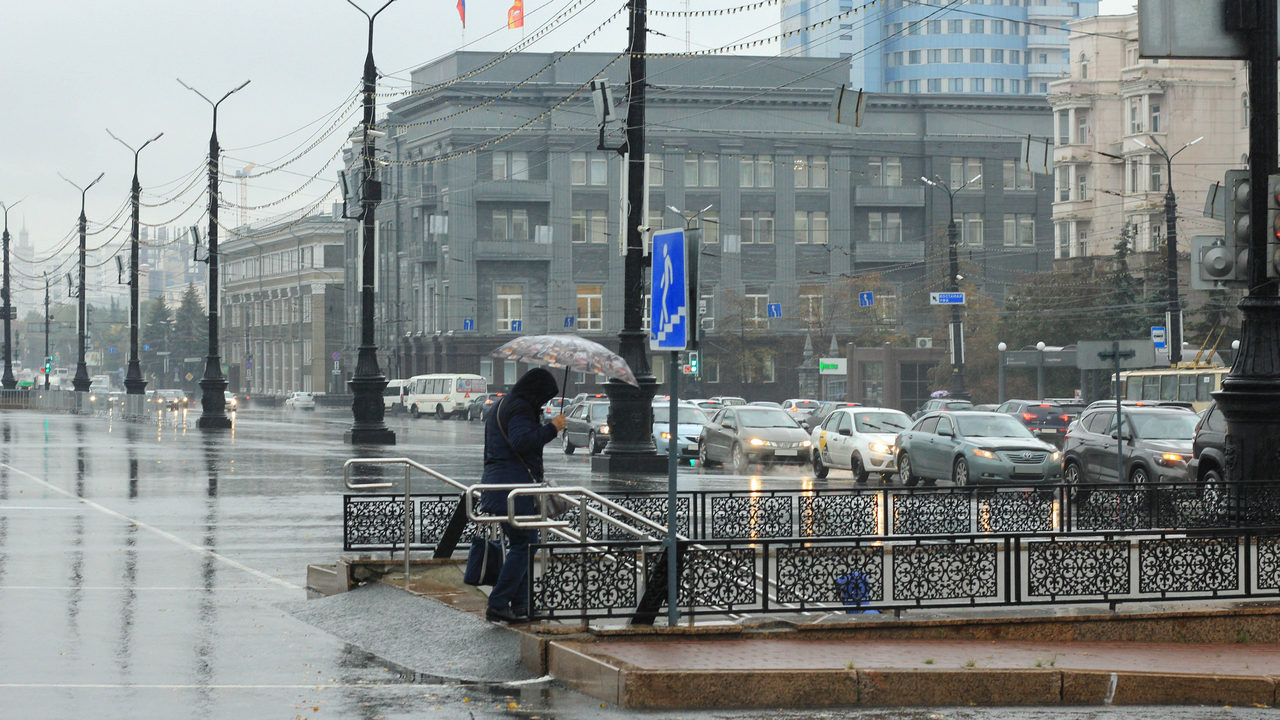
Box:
[0,402,1274,720]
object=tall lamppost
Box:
[342,0,401,445]
[0,198,22,390]
[107,129,163,402]
[921,173,980,400]
[996,341,1007,403]
[179,78,249,430]
[1132,135,1203,366]
[42,272,49,388]
[60,172,104,395]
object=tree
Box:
[172,284,209,392]
[141,296,173,386]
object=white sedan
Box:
[810,407,912,482]
[284,391,316,410]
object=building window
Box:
[492,208,530,241]
[794,210,828,245]
[1149,103,1161,133]
[746,293,769,329]
[928,78,942,92]
[1127,159,1140,194]
[1077,224,1090,257]
[948,48,964,63]
[491,151,529,181]
[950,158,983,188]
[1056,222,1070,258]
[704,358,719,383]
[869,156,903,186]
[1243,93,1250,128]
[956,213,983,246]
[762,354,776,383]
[868,212,902,242]
[1149,161,1163,192]
[948,19,963,33]
[970,48,985,63]
[1057,167,1070,201]
[794,156,828,189]
[972,78,985,92]
[928,48,942,63]
[570,152,608,185]
[576,285,603,331]
[1128,97,1143,134]
[1077,171,1089,200]
[1079,51,1089,79]
[740,155,774,188]
[697,210,719,244]
[496,285,523,332]
[1004,214,1035,247]
[949,78,964,92]
[908,50,921,64]
[1010,79,1021,93]
[992,78,1005,93]
[571,209,608,244]
[1076,113,1089,144]
[1057,111,1070,145]
[699,293,714,331]
[647,153,664,187]
[683,154,719,187]
[991,48,1004,63]
[740,211,775,244]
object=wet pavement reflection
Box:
[0,403,1272,719]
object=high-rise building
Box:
[781,0,1099,95]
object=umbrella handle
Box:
[562,366,570,400]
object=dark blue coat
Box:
[480,392,559,516]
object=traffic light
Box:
[1269,173,1280,278]
[687,350,699,376]
[43,357,51,375]
[1197,170,1251,289]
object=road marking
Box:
[0,463,299,591]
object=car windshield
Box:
[955,414,1034,438]
[943,400,975,411]
[738,408,800,428]
[589,404,609,420]
[653,406,710,424]
[854,411,910,433]
[1130,413,1198,440]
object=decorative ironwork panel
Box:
[893,543,998,601]
[417,498,482,545]
[1074,488,1152,531]
[1027,540,1129,597]
[976,492,1055,533]
[1239,487,1280,526]
[1138,536,1238,594]
[609,496,692,540]
[532,549,640,612]
[345,498,409,546]
[1258,535,1280,590]
[711,496,793,539]
[799,494,877,537]
[774,545,884,604]
[891,493,969,535]
[645,547,758,607]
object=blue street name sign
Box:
[462,318,475,331]
[511,319,523,333]
[930,292,966,305]
[649,228,689,351]
[859,291,874,307]
[767,303,782,318]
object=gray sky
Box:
[0,0,1134,268]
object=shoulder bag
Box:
[496,397,572,520]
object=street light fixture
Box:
[921,173,981,400]
[1035,341,1047,399]
[179,77,250,430]
[1132,135,1203,366]
[997,341,1007,403]
[59,171,104,397]
[106,129,163,404]
[342,0,403,446]
[0,198,24,390]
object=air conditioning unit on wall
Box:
[916,337,933,349]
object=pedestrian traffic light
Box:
[1269,173,1280,278]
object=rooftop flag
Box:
[457,0,465,27]
[508,0,524,29]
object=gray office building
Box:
[346,51,1052,406]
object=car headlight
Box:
[972,448,997,459]
[1159,452,1185,464]
[801,439,812,448]
[660,431,671,440]
[1050,451,1062,462]
[748,437,767,447]
[599,425,610,434]
[869,441,892,454]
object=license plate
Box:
[1040,429,1057,433]
[775,449,798,457]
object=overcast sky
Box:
[0,0,1134,271]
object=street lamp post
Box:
[342,0,401,446]
[0,199,22,390]
[997,342,1007,403]
[60,172,104,396]
[921,173,980,400]
[42,272,49,388]
[1133,135,1202,366]
[179,78,249,430]
[107,129,163,401]
[1035,341,1047,399]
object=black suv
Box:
[1061,405,1199,485]
[995,400,1072,447]
[1189,401,1226,486]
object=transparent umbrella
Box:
[490,334,639,390]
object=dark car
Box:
[911,398,974,420]
[562,400,611,455]
[995,399,1072,447]
[697,405,812,473]
[1190,401,1227,488]
[1060,405,1198,485]
[466,392,506,421]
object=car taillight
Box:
[1059,414,1069,423]
[1021,412,1037,422]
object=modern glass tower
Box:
[781,0,1100,95]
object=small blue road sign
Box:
[463,318,475,331]
[1151,326,1167,349]
[930,292,966,305]
[649,228,689,351]
[767,303,782,318]
[859,291,874,307]
[564,316,576,328]
[511,319,523,333]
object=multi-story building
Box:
[781,0,1099,95]
[346,51,1054,407]
[220,209,346,397]
[1048,13,1245,280]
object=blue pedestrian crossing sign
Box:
[649,228,689,351]
[767,303,782,318]
[462,318,475,331]
[564,316,576,329]
[859,291,874,307]
[511,320,522,333]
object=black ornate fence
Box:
[342,481,1280,552]
[529,527,1280,620]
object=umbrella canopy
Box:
[930,389,951,398]
[490,334,639,387]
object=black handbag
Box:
[495,397,571,519]
[463,536,504,586]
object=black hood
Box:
[511,367,559,408]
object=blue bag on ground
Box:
[463,537,504,586]
[836,571,879,614]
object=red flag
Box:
[508,0,524,29]
[457,0,465,27]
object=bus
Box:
[404,373,487,419]
[1118,365,1229,412]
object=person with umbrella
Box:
[480,367,567,623]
